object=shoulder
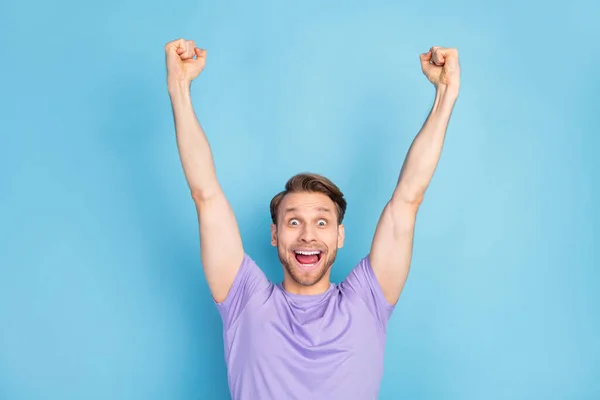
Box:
[213,253,275,325]
[339,255,395,326]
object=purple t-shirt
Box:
[215,253,395,400]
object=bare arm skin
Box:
[166,38,244,302]
[370,47,460,305]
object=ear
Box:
[337,224,345,248]
[270,223,277,246]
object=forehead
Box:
[280,192,335,215]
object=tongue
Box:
[296,254,319,264]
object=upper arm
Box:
[194,188,245,303]
[369,198,419,305]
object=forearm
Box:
[168,81,220,200]
[393,85,458,204]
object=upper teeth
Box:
[295,250,320,255]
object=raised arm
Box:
[165,38,244,302]
[369,46,460,305]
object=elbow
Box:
[190,185,222,203]
[392,188,425,207]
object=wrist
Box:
[435,83,459,99]
[432,83,459,113]
[167,79,193,108]
[167,79,191,96]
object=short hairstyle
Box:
[269,172,347,225]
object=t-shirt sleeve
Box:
[214,253,272,329]
[340,254,395,329]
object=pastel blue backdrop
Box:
[1,0,598,399]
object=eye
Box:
[317,219,327,226]
[289,219,299,226]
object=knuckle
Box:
[165,38,179,49]
[166,38,184,50]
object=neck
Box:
[282,275,331,295]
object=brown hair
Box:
[270,172,347,225]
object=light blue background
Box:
[1,0,598,399]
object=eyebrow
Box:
[284,206,331,214]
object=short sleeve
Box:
[214,253,272,329]
[340,254,395,329]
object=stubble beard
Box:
[278,246,338,287]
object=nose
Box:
[299,225,317,243]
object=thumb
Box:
[419,51,435,75]
[194,47,207,63]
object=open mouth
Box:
[293,250,323,270]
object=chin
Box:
[284,247,336,287]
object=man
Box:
[165,38,460,399]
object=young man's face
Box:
[271,191,345,294]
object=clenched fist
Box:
[165,38,206,86]
[419,46,460,91]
